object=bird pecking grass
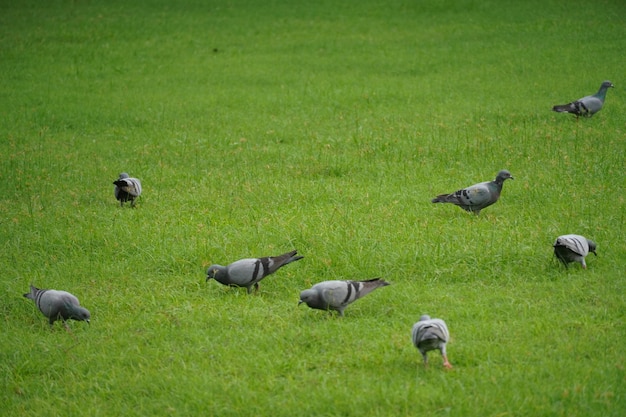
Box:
[1,0,625,416]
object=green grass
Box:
[1,0,625,415]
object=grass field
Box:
[1,0,625,415]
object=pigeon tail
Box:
[431,194,457,204]
[355,278,390,299]
[274,250,304,267]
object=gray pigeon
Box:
[23,284,91,328]
[113,172,142,207]
[298,278,390,316]
[411,315,452,369]
[552,81,614,118]
[431,170,514,214]
[206,250,303,293]
[553,234,597,269]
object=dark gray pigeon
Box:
[553,234,597,269]
[206,250,303,293]
[23,284,91,328]
[113,172,142,207]
[298,278,390,316]
[552,81,614,118]
[431,170,514,214]
[412,315,451,368]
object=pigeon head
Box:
[298,289,317,307]
[67,303,91,324]
[496,170,514,182]
[601,81,614,89]
[206,265,224,282]
[587,240,598,256]
[419,314,431,322]
[118,172,130,179]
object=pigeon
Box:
[23,284,91,328]
[206,250,303,293]
[113,172,142,207]
[553,234,597,269]
[552,81,614,118]
[431,170,514,214]
[298,278,390,316]
[411,315,452,369]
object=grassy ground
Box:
[1,0,625,415]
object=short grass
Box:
[1,0,625,415]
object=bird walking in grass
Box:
[113,172,142,207]
[298,278,390,316]
[552,81,614,118]
[553,234,597,269]
[23,284,91,329]
[412,315,452,369]
[206,250,303,293]
[431,170,514,215]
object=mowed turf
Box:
[1,0,625,415]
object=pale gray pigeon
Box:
[411,315,451,368]
[113,172,142,207]
[431,170,514,214]
[553,234,597,269]
[206,250,303,293]
[298,278,390,316]
[23,284,91,328]
[552,81,614,118]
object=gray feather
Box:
[113,172,142,207]
[431,170,514,214]
[298,278,390,316]
[552,81,614,117]
[23,284,91,327]
[553,234,597,269]
[206,250,303,293]
[412,315,451,368]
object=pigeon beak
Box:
[298,300,304,306]
[86,319,90,325]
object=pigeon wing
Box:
[223,258,265,287]
[554,234,589,256]
[455,183,491,206]
[318,281,354,308]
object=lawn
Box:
[1,0,625,415]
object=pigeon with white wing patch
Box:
[553,234,597,269]
[113,172,142,207]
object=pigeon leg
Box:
[63,321,73,333]
[442,355,452,369]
